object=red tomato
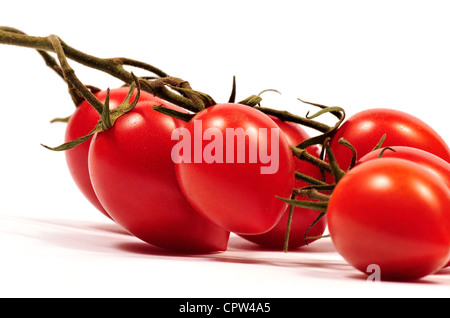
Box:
[358,146,450,189]
[88,101,230,253]
[174,103,295,235]
[358,146,450,269]
[328,108,450,181]
[65,87,159,218]
[238,117,326,249]
[327,158,450,281]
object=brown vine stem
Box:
[293,188,331,202]
[291,146,333,173]
[0,27,200,111]
[0,26,347,131]
[48,35,104,114]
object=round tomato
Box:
[238,116,326,249]
[87,100,230,253]
[65,87,159,218]
[174,103,295,235]
[327,108,450,181]
[327,158,450,281]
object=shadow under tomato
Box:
[228,234,337,254]
[346,272,445,285]
[87,222,131,236]
[433,266,450,276]
[114,235,348,273]
[114,241,228,258]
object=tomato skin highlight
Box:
[328,108,450,178]
[64,87,159,218]
[88,101,230,253]
[238,117,326,249]
[327,158,450,281]
[174,103,295,235]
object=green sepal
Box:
[228,76,237,103]
[238,95,262,107]
[41,122,102,151]
[296,106,346,149]
[276,196,329,212]
[303,211,327,245]
[371,133,387,151]
[338,137,357,170]
[297,98,345,121]
[50,115,71,123]
[42,78,141,152]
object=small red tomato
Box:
[238,117,326,249]
[328,108,450,181]
[65,87,160,218]
[327,158,450,281]
[174,103,295,235]
[358,146,450,269]
[88,101,230,253]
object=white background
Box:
[0,0,449,298]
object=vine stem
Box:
[0,27,198,110]
[48,35,104,114]
[283,193,296,253]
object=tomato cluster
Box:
[1,24,449,284]
[62,86,450,281]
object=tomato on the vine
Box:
[327,108,450,181]
[358,145,450,268]
[327,158,450,281]
[174,103,295,235]
[64,87,160,218]
[238,116,326,249]
[87,100,230,253]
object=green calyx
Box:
[42,80,141,152]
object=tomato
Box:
[88,100,230,253]
[358,146,450,189]
[64,87,159,218]
[359,146,450,269]
[327,108,450,181]
[327,158,450,281]
[174,103,295,235]
[238,117,326,249]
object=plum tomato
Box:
[358,145,450,269]
[88,100,230,253]
[174,103,295,235]
[327,108,450,181]
[64,87,160,218]
[238,116,326,249]
[327,158,450,281]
